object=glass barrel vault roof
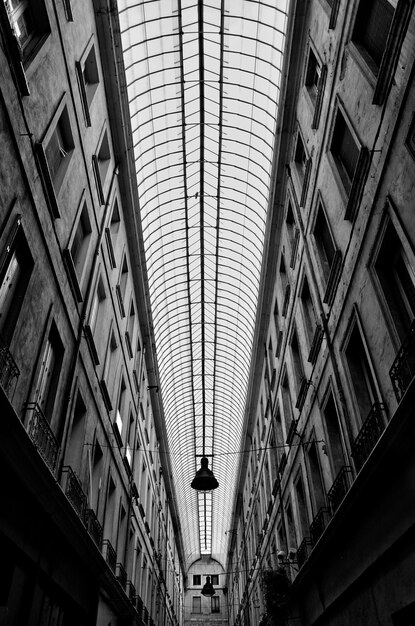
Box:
[118,0,290,569]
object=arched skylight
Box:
[118,0,290,569]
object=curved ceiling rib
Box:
[118,0,290,569]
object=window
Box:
[290,328,305,400]
[294,473,309,542]
[300,276,322,364]
[285,202,299,269]
[211,574,219,585]
[192,574,201,586]
[93,129,111,205]
[0,215,33,345]
[76,39,99,126]
[36,99,75,218]
[33,322,64,426]
[192,597,201,613]
[352,0,394,88]
[293,131,311,206]
[322,390,345,477]
[373,216,415,344]
[305,45,327,129]
[105,199,120,268]
[114,377,126,445]
[100,328,117,410]
[343,316,379,426]
[116,256,128,317]
[4,0,50,65]
[307,440,326,513]
[64,199,92,301]
[330,109,360,196]
[313,202,341,306]
[279,256,290,317]
[88,277,106,336]
[126,300,135,357]
[211,596,220,613]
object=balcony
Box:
[61,466,87,520]
[297,537,312,569]
[25,403,60,473]
[351,402,387,472]
[0,338,19,398]
[85,508,103,548]
[390,320,415,402]
[309,507,331,545]
[116,562,127,590]
[327,465,353,515]
[102,539,117,574]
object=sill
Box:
[63,249,83,303]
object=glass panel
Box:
[118,0,291,568]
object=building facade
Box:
[0,0,184,624]
[226,1,415,625]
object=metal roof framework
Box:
[118,0,290,569]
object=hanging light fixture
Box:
[201,575,216,596]
[191,456,219,491]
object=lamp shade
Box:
[191,457,219,491]
[201,576,215,596]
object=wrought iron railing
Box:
[390,320,415,402]
[116,562,127,590]
[25,402,60,473]
[136,594,143,619]
[297,537,312,569]
[85,508,103,548]
[61,466,87,520]
[127,580,136,605]
[327,466,353,515]
[0,337,19,397]
[102,539,117,574]
[351,402,386,472]
[309,507,330,545]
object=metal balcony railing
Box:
[0,337,19,398]
[351,402,386,472]
[61,466,87,520]
[85,508,103,549]
[297,537,312,569]
[25,402,60,473]
[127,580,136,605]
[136,594,143,619]
[102,540,117,574]
[309,507,331,545]
[390,320,415,402]
[327,466,353,515]
[116,562,127,590]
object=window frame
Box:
[76,37,100,127]
[369,200,415,348]
[350,0,411,105]
[63,192,92,302]
[312,197,342,307]
[92,126,112,206]
[341,306,382,430]
[36,96,75,219]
